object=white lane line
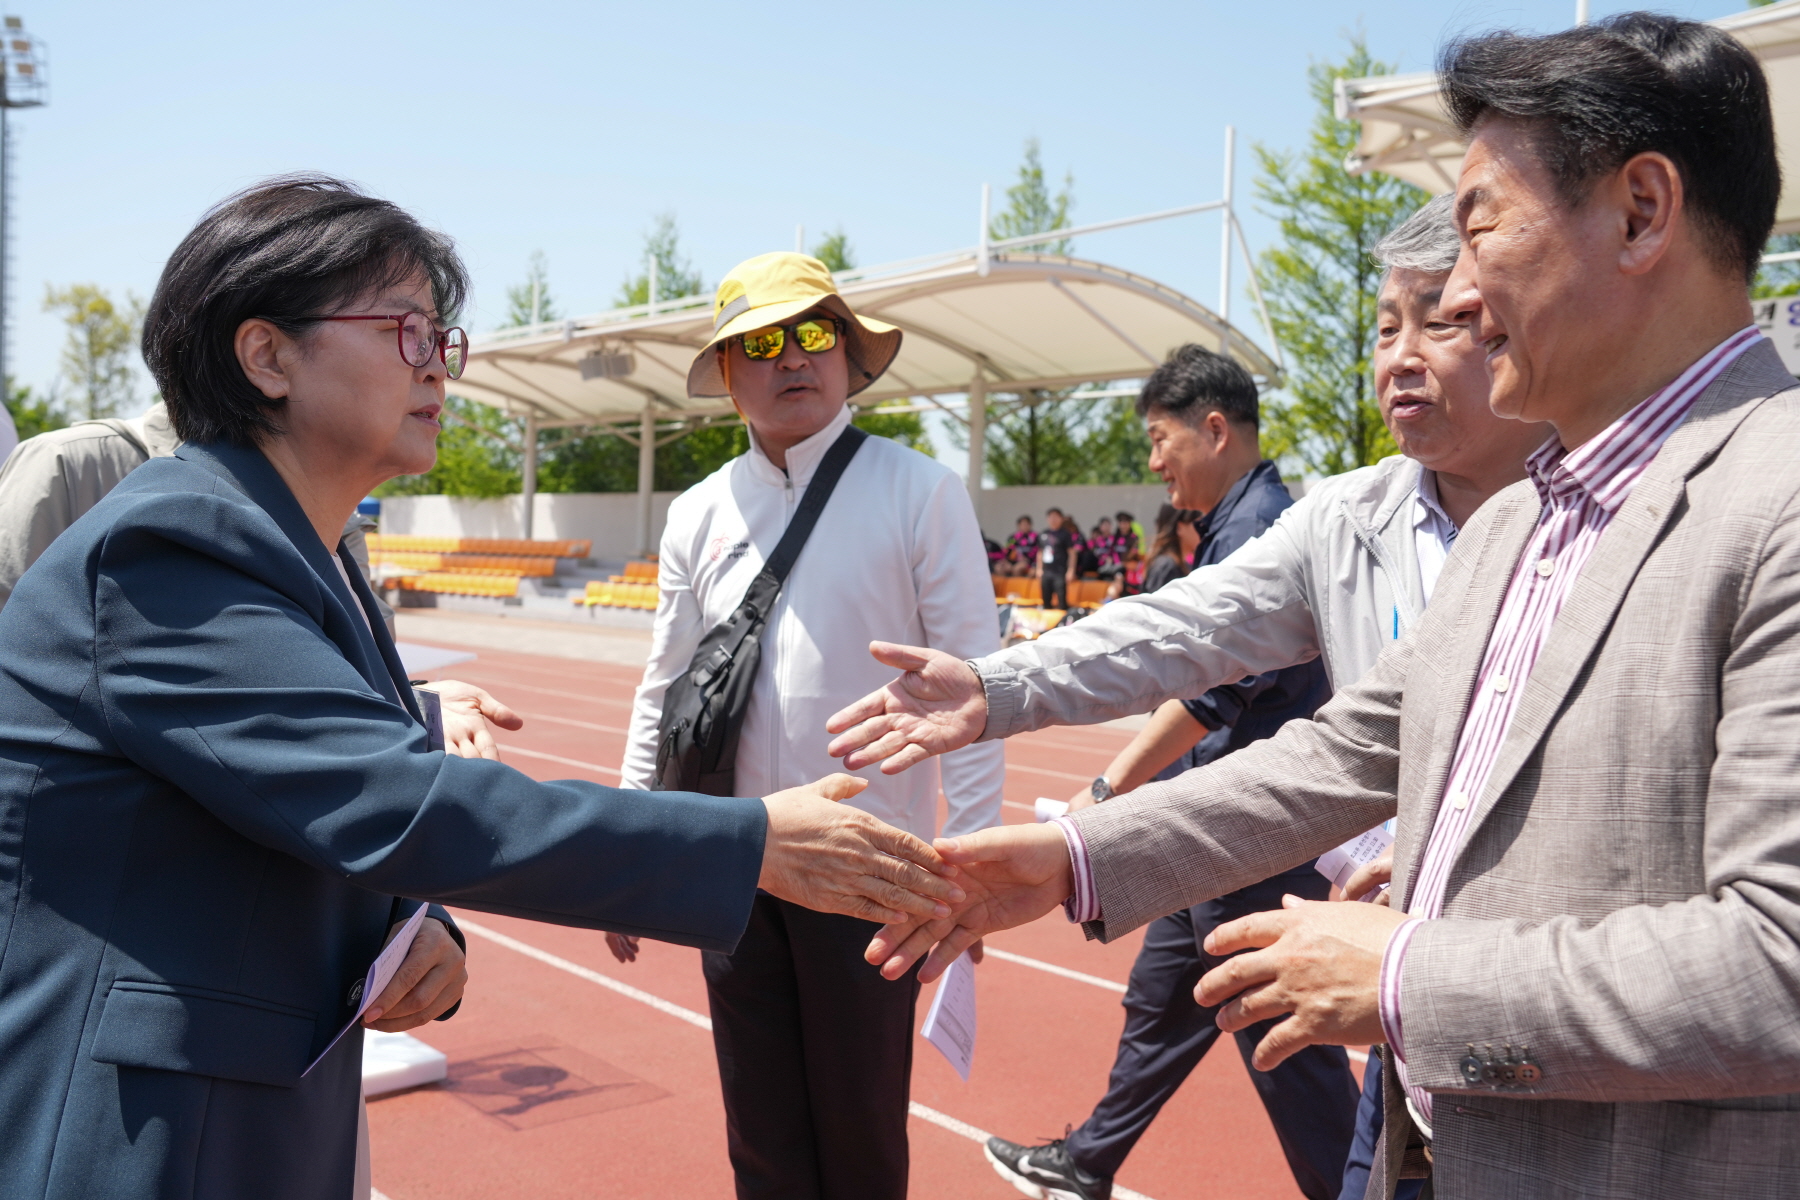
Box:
[497,745,623,777]
[461,919,708,1029]
[982,946,1370,1063]
[458,919,1160,1200]
[513,710,631,736]
[1005,762,1092,782]
[983,947,1128,993]
[1001,800,1037,813]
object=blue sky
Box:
[8,0,1731,423]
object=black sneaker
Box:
[984,1132,1112,1200]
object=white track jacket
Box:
[622,405,1004,842]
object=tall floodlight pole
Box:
[0,16,47,398]
[1575,0,1590,25]
[1220,125,1236,358]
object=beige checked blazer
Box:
[1069,339,1800,1200]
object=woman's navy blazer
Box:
[0,440,767,1199]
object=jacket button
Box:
[346,978,365,1009]
[1460,1054,1484,1084]
[1517,1062,1542,1084]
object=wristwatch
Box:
[1089,775,1115,803]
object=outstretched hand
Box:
[419,679,525,760]
[865,821,1074,983]
[1197,894,1410,1070]
[825,642,989,774]
[760,773,966,925]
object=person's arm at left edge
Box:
[910,470,1008,961]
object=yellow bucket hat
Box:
[686,252,902,399]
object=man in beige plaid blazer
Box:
[828,15,1800,1199]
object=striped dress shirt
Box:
[1379,324,1764,1134]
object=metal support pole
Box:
[796,223,805,254]
[1575,0,1589,25]
[1219,125,1235,359]
[977,184,992,277]
[648,256,659,316]
[637,402,656,557]
[521,411,539,540]
[966,372,987,510]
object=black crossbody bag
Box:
[653,425,868,796]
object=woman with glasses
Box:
[0,176,958,1200]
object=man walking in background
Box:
[618,251,1004,1200]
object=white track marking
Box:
[511,710,631,735]
[495,745,623,777]
[459,920,1161,1200]
[460,920,708,1029]
[982,947,1128,993]
[1004,762,1093,782]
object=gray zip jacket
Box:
[977,455,1432,738]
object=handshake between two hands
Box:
[800,639,1405,1070]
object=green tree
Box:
[618,213,704,307]
[1253,40,1426,477]
[44,284,145,420]
[375,396,521,498]
[991,138,1074,254]
[504,251,559,326]
[5,378,65,440]
[811,229,855,273]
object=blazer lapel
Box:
[1390,490,1539,913]
[172,441,416,718]
[1452,344,1792,854]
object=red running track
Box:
[373,632,1339,1200]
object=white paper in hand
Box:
[1034,797,1069,823]
[1315,825,1395,900]
[303,904,430,1077]
[920,951,977,1081]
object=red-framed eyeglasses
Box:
[313,312,469,380]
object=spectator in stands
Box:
[1005,514,1039,575]
[617,250,1004,1200]
[1115,510,1142,560]
[0,178,959,1200]
[1139,503,1196,594]
[1036,507,1075,608]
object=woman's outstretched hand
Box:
[865,822,1076,983]
[825,642,989,774]
[759,774,966,925]
[418,679,524,760]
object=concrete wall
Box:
[378,492,681,562]
[377,479,1321,559]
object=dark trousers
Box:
[1041,570,1068,608]
[1064,863,1360,1200]
[702,894,923,1200]
[1338,1051,1423,1200]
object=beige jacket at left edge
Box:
[0,401,392,632]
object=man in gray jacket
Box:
[828,194,1546,1200]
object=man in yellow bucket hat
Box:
[619,252,1006,1199]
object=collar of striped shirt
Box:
[1523,325,1765,515]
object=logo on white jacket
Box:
[708,535,751,562]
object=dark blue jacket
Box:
[0,441,767,1200]
[1180,460,1330,763]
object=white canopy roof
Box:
[1336,1,1800,233]
[451,251,1282,428]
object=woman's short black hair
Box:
[141,173,470,446]
[1440,13,1778,283]
[1134,344,1259,429]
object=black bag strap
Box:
[757,424,868,589]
